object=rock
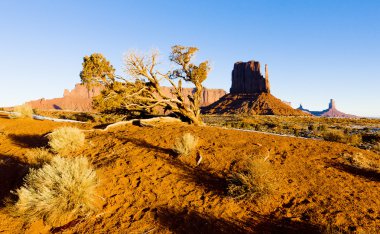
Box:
[27,84,226,112]
[203,59,308,116]
[230,61,270,94]
[202,93,309,116]
[161,87,227,106]
[298,99,358,118]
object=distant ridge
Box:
[26,83,226,112]
[298,99,358,118]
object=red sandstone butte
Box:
[203,60,308,116]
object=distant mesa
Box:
[26,83,226,112]
[298,99,358,118]
[203,60,308,116]
[27,84,102,112]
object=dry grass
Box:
[25,148,53,167]
[9,104,33,119]
[12,156,99,227]
[227,157,274,200]
[343,153,379,171]
[48,127,85,155]
[172,133,198,156]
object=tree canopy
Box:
[80,46,210,125]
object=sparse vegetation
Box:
[12,156,99,227]
[227,157,274,200]
[9,104,34,119]
[203,115,380,152]
[48,127,85,155]
[81,45,210,125]
[322,130,346,142]
[25,148,53,167]
[173,133,198,156]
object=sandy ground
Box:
[0,113,379,233]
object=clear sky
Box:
[0,0,379,117]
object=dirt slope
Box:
[0,114,379,233]
[203,93,309,116]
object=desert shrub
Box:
[173,133,198,156]
[318,124,328,131]
[362,133,380,144]
[227,157,273,200]
[308,124,316,131]
[322,130,346,143]
[48,127,85,155]
[13,156,99,226]
[9,104,33,119]
[347,134,362,145]
[373,142,380,152]
[25,148,53,167]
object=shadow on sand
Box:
[156,206,323,234]
[8,133,49,148]
[329,161,380,182]
[0,154,29,207]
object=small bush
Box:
[322,130,346,143]
[173,133,198,156]
[9,104,34,119]
[48,127,85,155]
[228,157,273,200]
[13,156,99,226]
[25,148,53,167]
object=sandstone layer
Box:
[298,99,358,118]
[27,84,226,112]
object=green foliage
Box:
[80,53,115,89]
[93,80,156,115]
[170,45,210,84]
[81,45,210,125]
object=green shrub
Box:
[13,156,99,226]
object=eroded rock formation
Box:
[298,99,358,118]
[230,61,270,94]
[27,84,226,112]
[203,60,308,116]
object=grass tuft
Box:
[12,156,99,226]
[227,157,274,200]
[48,127,85,155]
[9,104,34,119]
[25,148,53,167]
[173,133,198,156]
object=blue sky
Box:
[0,0,379,117]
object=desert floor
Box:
[0,113,379,233]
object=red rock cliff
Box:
[27,84,226,112]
